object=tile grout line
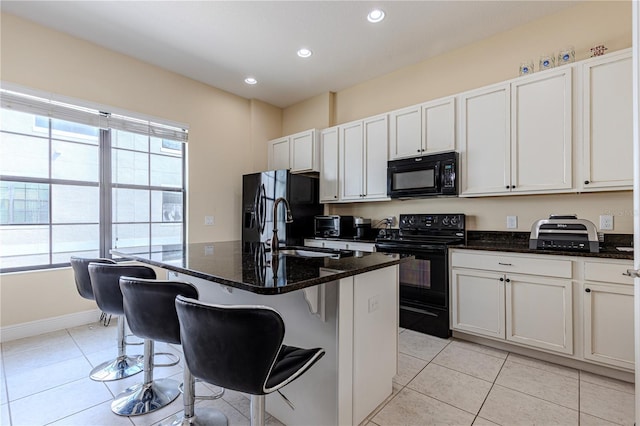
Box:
[470,348,509,426]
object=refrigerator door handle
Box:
[257,183,267,234]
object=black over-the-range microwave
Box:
[387,151,458,198]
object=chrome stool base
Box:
[159,409,228,426]
[111,377,181,416]
[90,355,143,382]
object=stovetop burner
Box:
[376,214,466,246]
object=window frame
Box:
[0,91,187,273]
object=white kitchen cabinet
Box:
[511,67,572,192]
[450,250,573,355]
[319,127,340,202]
[268,137,290,171]
[267,129,319,173]
[582,259,634,370]
[581,48,633,191]
[459,68,572,196]
[458,83,511,195]
[388,97,455,160]
[340,115,389,202]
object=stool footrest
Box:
[178,380,224,400]
[153,351,180,367]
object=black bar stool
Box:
[175,296,325,426]
[70,257,144,381]
[86,263,156,381]
[118,277,227,422]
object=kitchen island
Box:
[112,241,409,426]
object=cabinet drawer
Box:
[584,260,634,285]
[451,251,572,278]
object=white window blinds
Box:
[0,85,188,142]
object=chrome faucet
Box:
[270,197,293,254]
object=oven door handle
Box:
[400,305,439,317]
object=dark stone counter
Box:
[461,231,633,260]
[112,241,409,295]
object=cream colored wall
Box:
[250,99,282,172]
[282,91,335,134]
[283,1,635,233]
[0,14,277,327]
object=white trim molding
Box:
[0,309,101,343]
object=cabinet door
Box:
[583,282,634,370]
[268,137,290,170]
[363,115,389,200]
[511,68,572,192]
[582,50,633,190]
[340,121,364,201]
[505,274,573,354]
[458,84,511,196]
[320,127,340,202]
[451,269,505,339]
[388,105,422,159]
[290,130,317,173]
[422,97,455,154]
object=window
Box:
[0,90,187,272]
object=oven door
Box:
[376,243,448,308]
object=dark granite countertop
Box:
[112,241,410,295]
[460,231,633,260]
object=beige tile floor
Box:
[0,323,635,425]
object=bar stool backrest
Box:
[88,263,156,316]
[175,295,285,395]
[70,257,115,300]
[120,277,198,345]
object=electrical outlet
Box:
[599,215,613,231]
[204,215,214,226]
[506,215,518,229]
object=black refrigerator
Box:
[242,170,322,250]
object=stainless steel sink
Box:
[276,246,353,259]
[278,249,339,258]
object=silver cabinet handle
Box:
[623,269,640,278]
[498,262,512,266]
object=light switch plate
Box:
[205,215,214,225]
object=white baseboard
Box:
[0,309,101,343]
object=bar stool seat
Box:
[87,263,156,381]
[118,276,226,422]
[175,296,325,426]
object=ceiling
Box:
[1,1,580,108]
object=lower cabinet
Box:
[582,260,635,370]
[451,264,573,354]
[450,249,634,371]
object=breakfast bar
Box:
[112,241,409,426]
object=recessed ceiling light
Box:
[244,77,258,85]
[367,8,385,23]
[297,48,312,58]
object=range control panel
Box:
[399,214,465,231]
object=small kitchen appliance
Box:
[529,214,599,253]
[375,213,466,338]
[314,215,355,239]
[387,151,458,199]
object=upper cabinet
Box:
[459,68,572,196]
[267,129,320,173]
[340,115,390,202]
[319,126,340,202]
[389,97,455,160]
[580,48,633,191]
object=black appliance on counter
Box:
[314,215,355,239]
[242,170,322,249]
[387,151,458,199]
[375,213,466,338]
